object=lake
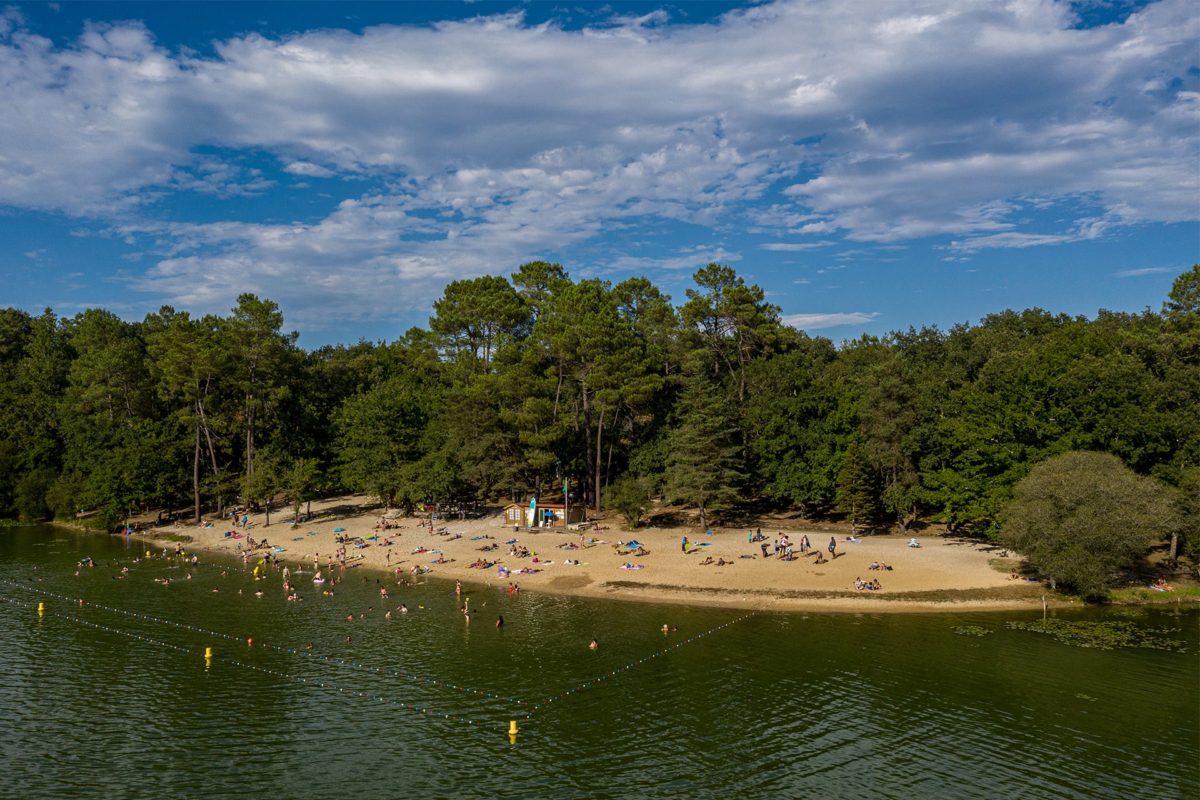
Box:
[1,525,1195,799]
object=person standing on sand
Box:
[828,537,837,559]
[681,535,689,553]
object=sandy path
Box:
[145,495,1047,613]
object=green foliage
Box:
[1005,619,1186,652]
[835,440,882,528]
[999,451,1184,597]
[283,457,321,521]
[15,467,55,521]
[952,625,992,637]
[665,373,743,529]
[0,261,1195,586]
[606,475,650,528]
[335,375,433,509]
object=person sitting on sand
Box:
[814,550,826,564]
[908,538,921,548]
[699,556,714,565]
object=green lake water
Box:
[1,525,1196,799]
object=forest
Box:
[1,262,1196,548]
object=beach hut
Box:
[502,498,585,529]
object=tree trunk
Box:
[699,503,707,531]
[594,408,605,512]
[196,397,223,517]
[1169,531,1179,565]
[264,500,270,527]
[246,401,256,476]
[192,424,201,523]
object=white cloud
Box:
[283,161,335,178]
[0,0,1196,322]
[782,311,879,330]
[761,241,836,251]
[1114,266,1175,278]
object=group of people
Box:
[854,577,883,591]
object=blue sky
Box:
[1,0,1196,346]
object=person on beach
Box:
[681,535,689,553]
[760,542,769,559]
[828,537,837,558]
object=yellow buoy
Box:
[37,601,45,617]
[508,720,518,739]
[204,646,213,659]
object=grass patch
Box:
[1108,586,1200,603]
[600,581,1047,603]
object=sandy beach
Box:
[139,495,1054,613]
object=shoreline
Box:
[22,500,1199,613]
[117,494,1078,615]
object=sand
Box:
[141,495,1054,613]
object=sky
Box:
[1,0,1197,347]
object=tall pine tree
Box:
[665,372,742,529]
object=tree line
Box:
[1,262,1196,556]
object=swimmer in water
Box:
[399,604,408,614]
[589,639,598,650]
[496,615,504,628]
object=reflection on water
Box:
[0,526,1196,800]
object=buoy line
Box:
[1,594,499,733]
[1,578,526,707]
[524,613,757,720]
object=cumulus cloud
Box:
[0,0,1195,323]
[283,161,335,178]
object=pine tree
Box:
[836,440,881,531]
[665,373,742,529]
